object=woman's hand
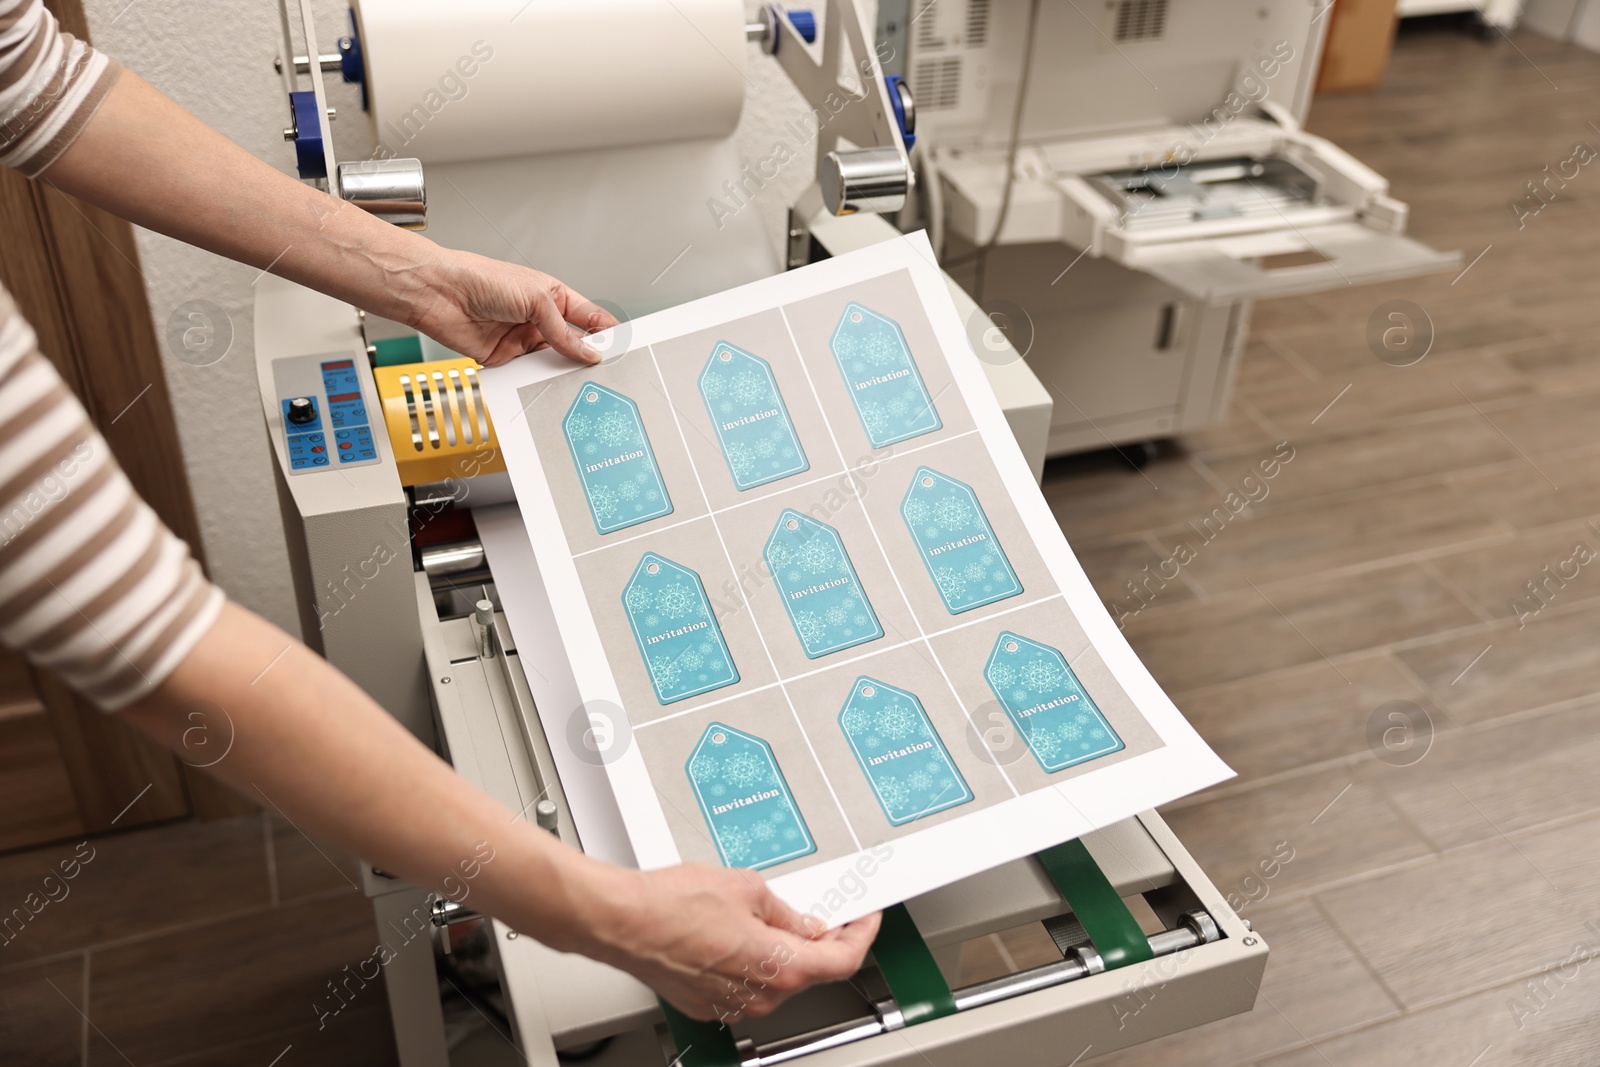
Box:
[578,863,881,1022]
[414,248,620,368]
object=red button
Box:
[311,446,325,453]
[339,441,353,449]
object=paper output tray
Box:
[1123,222,1462,304]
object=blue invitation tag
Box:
[830,302,942,447]
[838,677,972,826]
[563,383,673,534]
[983,632,1124,773]
[698,342,809,490]
[764,509,883,658]
[902,467,1022,614]
[688,722,816,870]
[622,553,738,704]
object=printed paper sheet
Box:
[480,233,1232,926]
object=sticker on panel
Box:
[838,677,972,826]
[688,722,816,870]
[984,632,1124,773]
[699,342,809,490]
[830,302,941,447]
[564,383,672,534]
[623,552,738,704]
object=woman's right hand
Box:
[578,863,881,1022]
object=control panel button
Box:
[287,397,317,425]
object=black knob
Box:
[287,397,317,425]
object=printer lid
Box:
[907,0,1326,151]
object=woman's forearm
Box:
[44,70,448,331]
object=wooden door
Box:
[0,0,253,851]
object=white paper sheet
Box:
[480,233,1232,926]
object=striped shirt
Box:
[2,0,223,709]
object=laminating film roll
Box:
[351,0,748,164]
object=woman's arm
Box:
[121,601,879,1020]
[42,70,613,366]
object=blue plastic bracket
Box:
[885,73,915,151]
[289,90,326,180]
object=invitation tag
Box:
[984,632,1124,773]
[563,383,673,534]
[698,342,809,490]
[830,302,941,447]
[688,722,816,870]
[838,677,972,826]
[764,509,883,658]
[623,552,738,704]
[902,467,1022,614]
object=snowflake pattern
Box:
[876,703,921,742]
[654,581,700,620]
[722,751,771,789]
[794,535,837,574]
[594,409,636,448]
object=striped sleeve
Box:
[0,286,224,710]
[0,0,122,177]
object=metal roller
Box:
[337,158,427,230]
[733,910,1221,1067]
[820,147,910,216]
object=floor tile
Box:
[1258,965,1600,1067]
[1151,481,1505,595]
[1372,698,1600,852]
[1161,765,1435,905]
[86,892,390,1065]
[1173,654,1443,783]
[270,814,365,905]
[1122,592,1329,692]
[1428,519,1600,623]
[1394,600,1600,724]
[1446,448,1600,530]
[1242,353,1534,438]
[1473,387,1600,458]
[0,954,85,1067]
[1314,813,1600,1010]
[0,816,270,965]
[1265,562,1483,658]
[1198,417,1515,508]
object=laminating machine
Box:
[886,0,1460,456]
[258,1,1267,1062]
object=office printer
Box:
[259,1,1266,1062]
[884,0,1459,456]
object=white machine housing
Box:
[897,0,1459,455]
[257,2,1270,1063]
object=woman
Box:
[0,0,878,1025]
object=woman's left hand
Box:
[415,248,619,367]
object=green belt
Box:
[660,841,1145,1064]
[871,902,957,1025]
[1036,838,1154,970]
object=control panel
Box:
[272,353,382,475]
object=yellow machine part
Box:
[373,358,507,486]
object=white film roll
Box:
[352,0,748,164]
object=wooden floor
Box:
[980,19,1600,1067]
[5,21,1600,1067]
